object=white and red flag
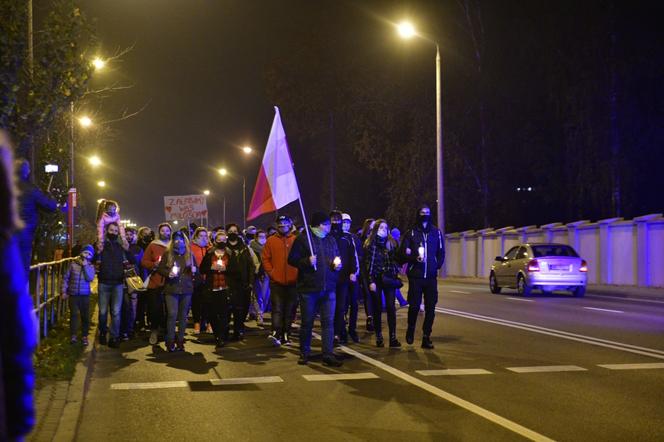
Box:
[246,107,300,220]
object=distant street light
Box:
[203,189,210,196]
[97,180,106,188]
[218,167,247,229]
[78,116,93,128]
[92,57,106,70]
[397,20,445,240]
[218,168,228,176]
[242,146,253,154]
[89,155,102,167]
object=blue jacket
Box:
[62,259,95,296]
[0,236,36,439]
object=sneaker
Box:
[366,317,374,332]
[257,314,264,326]
[322,354,343,367]
[193,323,201,335]
[108,338,120,349]
[121,333,130,342]
[70,336,78,345]
[176,340,185,352]
[165,341,176,352]
[406,327,414,345]
[421,336,434,349]
[82,336,89,346]
[376,336,384,347]
[389,337,401,348]
[282,333,292,346]
[206,324,213,334]
[99,334,107,346]
[215,337,225,348]
[268,332,281,347]
[419,303,425,313]
[149,330,159,345]
[297,354,309,365]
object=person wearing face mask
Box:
[363,219,401,348]
[199,228,231,347]
[359,218,376,332]
[262,215,299,346]
[61,244,96,345]
[95,222,135,348]
[341,213,362,343]
[329,211,359,345]
[134,226,153,331]
[224,223,256,341]
[156,231,194,352]
[190,227,211,334]
[245,225,257,242]
[141,222,172,346]
[248,229,269,326]
[288,211,343,367]
[398,205,445,349]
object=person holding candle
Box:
[398,205,445,349]
[363,219,401,348]
[329,210,358,345]
[199,228,232,347]
[141,223,172,346]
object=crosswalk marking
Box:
[416,369,493,376]
[302,373,379,382]
[111,381,188,390]
[210,376,284,385]
[598,363,664,370]
[506,365,587,373]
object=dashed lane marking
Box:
[302,373,379,382]
[583,307,624,313]
[450,290,472,294]
[416,369,493,376]
[111,381,188,390]
[598,363,664,370]
[209,376,283,385]
[506,297,534,302]
[506,365,587,374]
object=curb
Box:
[52,303,99,442]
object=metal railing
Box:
[30,257,75,344]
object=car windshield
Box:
[532,245,579,258]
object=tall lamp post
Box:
[218,165,248,230]
[397,21,445,238]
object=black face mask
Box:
[107,233,118,241]
[228,233,239,243]
[331,223,342,233]
[418,214,431,224]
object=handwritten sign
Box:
[163,195,208,221]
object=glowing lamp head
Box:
[92,57,106,70]
[397,21,416,39]
[97,180,106,188]
[218,168,228,176]
[79,116,92,128]
[203,190,210,196]
[89,155,102,167]
[242,146,252,154]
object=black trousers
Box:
[270,283,297,337]
[146,287,165,331]
[228,287,250,335]
[406,277,438,336]
[191,284,206,325]
[206,289,230,340]
[372,283,396,338]
[334,281,350,338]
[346,280,360,334]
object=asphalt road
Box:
[77,282,664,441]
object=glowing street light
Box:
[218,168,228,176]
[242,146,253,154]
[89,155,102,167]
[97,180,106,188]
[92,57,106,70]
[397,21,416,39]
[78,116,93,128]
[203,189,210,196]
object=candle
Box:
[333,257,341,267]
[216,258,223,267]
[171,262,179,276]
[418,246,425,259]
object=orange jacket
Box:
[262,233,298,286]
[191,243,210,267]
[141,240,168,289]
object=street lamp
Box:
[218,168,227,176]
[203,189,210,196]
[242,146,253,154]
[397,20,445,239]
[97,180,106,188]
[218,167,246,228]
[92,57,106,70]
[78,116,93,128]
[204,189,226,226]
[89,155,102,167]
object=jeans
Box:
[147,287,165,331]
[121,289,137,336]
[334,282,350,339]
[346,280,360,334]
[299,290,336,357]
[165,293,192,344]
[98,283,124,339]
[372,283,396,338]
[270,283,297,338]
[254,275,271,313]
[69,296,90,337]
[407,277,438,336]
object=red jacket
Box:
[141,240,168,289]
[262,233,298,286]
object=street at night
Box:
[68,282,664,441]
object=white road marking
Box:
[506,365,587,373]
[598,363,664,370]
[210,376,283,385]
[450,290,472,294]
[302,373,379,382]
[111,381,188,390]
[417,369,492,376]
[586,294,664,305]
[583,307,624,313]
[507,297,534,302]
[338,345,554,442]
[436,307,664,360]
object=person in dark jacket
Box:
[330,210,359,345]
[358,218,376,332]
[15,157,57,271]
[120,227,143,340]
[398,205,445,349]
[199,228,232,348]
[225,223,256,341]
[62,244,96,345]
[288,211,343,367]
[156,231,194,352]
[364,219,401,348]
[342,213,362,343]
[95,222,134,348]
[0,132,37,440]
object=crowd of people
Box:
[63,199,445,368]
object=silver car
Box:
[489,243,588,297]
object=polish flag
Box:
[247,107,301,220]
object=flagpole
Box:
[296,195,316,271]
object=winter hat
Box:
[276,215,292,225]
[310,211,330,227]
[342,213,352,222]
[81,244,94,256]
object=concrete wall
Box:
[443,213,664,288]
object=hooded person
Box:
[141,222,173,345]
[397,204,445,349]
[329,210,359,345]
[223,223,256,341]
[288,211,343,367]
